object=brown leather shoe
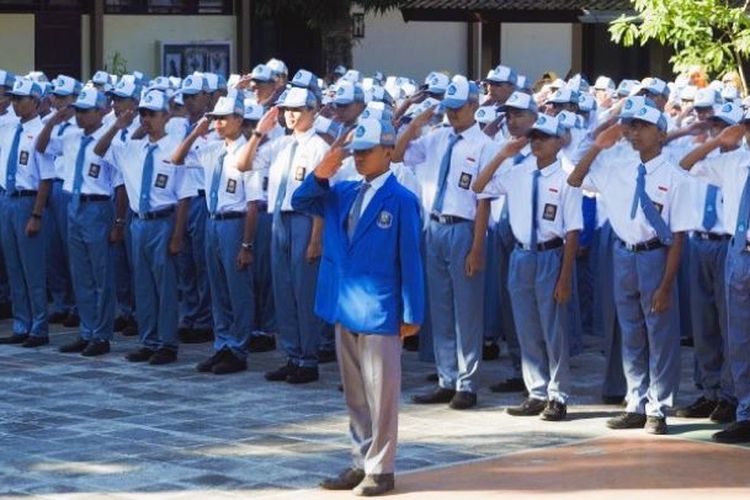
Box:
[319,467,365,490]
[353,473,395,496]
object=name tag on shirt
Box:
[543,203,558,221]
[154,174,168,189]
[263,176,269,192]
[294,166,306,182]
[88,163,100,179]
[458,172,472,190]
[226,178,237,194]
[19,151,29,166]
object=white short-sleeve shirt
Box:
[0,116,56,190]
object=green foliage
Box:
[254,0,403,28]
[609,0,750,79]
[104,51,128,77]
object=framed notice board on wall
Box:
[159,41,232,78]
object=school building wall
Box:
[500,23,574,84]
[0,14,36,74]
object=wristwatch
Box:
[114,218,127,227]
[31,212,42,220]
[252,130,264,139]
[241,242,254,250]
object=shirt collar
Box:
[450,122,481,140]
[224,135,247,154]
[642,154,665,174]
[365,169,392,192]
[145,134,170,151]
[20,115,42,131]
[524,158,561,177]
[292,127,316,143]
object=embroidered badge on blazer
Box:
[458,172,472,190]
[377,210,393,229]
[19,151,29,166]
[154,173,168,189]
[542,203,558,221]
[226,178,237,194]
[294,166,306,181]
[88,163,100,179]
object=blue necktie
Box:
[513,152,527,165]
[347,182,371,241]
[531,169,541,249]
[139,144,158,214]
[5,124,23,194]
[701,184,719,232]
[273,140,298,248]
[70,135,95,212]
[57,121,72,137]
[208,151,227,215]
[120,128,129,142]
[432,134,462,214]
[732,170,750,253]
[185,122,196,139]
[633,163,673,245]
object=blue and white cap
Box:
[594,76,615,91]
[578,93,597,113]
[549,78,566,90]
[10,78,44,99]
[617,79,638,97]
[333,81,365,105]
[680,85,697,101]
[333,65,347,77]
[181,74,208,95]
[92,70,110,86]
[712,102,743,125]
[72,88,107,110]
[349,118,396,151]
[291,69,319,90]
[132,71,146,84]
[637,77,670,98]
[150,76,172,91]
[250,64,274,83]
[407,97,441,117]
[516,75,531,91]
[619,96,655,120]
[694,88,721,108]
[138,90,169,112]
[361,105,393,122]
[0,70,16,88]
[208,94,244,117]
[168,76,182,89]
[426,72,450,95]
[342,69,361,83]
[556,110,579,129]
[722,86,740,101]
[266,58,288,77]
[441,79,479,110]
[204,73,227,92]
[25,71,48,83]
[485,65,517,85]
[566,74,589,93]
[280,87,317,108]
[474,106,498,124]
[314,116,344,138]
[111,79,140,99]
[547,88,579,105]
[243,100,264,121]
[373,71,385,84]
[502,91,537,112]
[529,114,565,137]
[629,105,668,131]
[52,75,82,96]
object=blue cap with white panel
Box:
[348,118,396,151]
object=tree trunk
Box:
[321,5,353,76]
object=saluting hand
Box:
[499,136,528,158]
[314,134,349,179]
[115,109,136,130]
[51,106,75,126]
[412,104,437,129]
[716,124,746,148]
[193,116,211,137]
[594,123,623,149]
[235,74,253,90]
[256,107,280,136]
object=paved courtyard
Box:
[0,321,747,499]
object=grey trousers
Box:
[336,324,402,474]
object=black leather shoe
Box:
[353,473,395,496]
[121,318,138,337]
[212,350,247,375]
[0,334,29,345]
[113,316,128,332]
[680,336,694,347]
[482,341,500,361]
[449,391,477,410]
[507,397,547,416]
[490,377,525,393]
[675,397,717,418]
[710,400,737,424]
[197,349,228,373]
[402,335,418,352]
[602,395,626,405]
[712,420,750,443]
[606,412,647,429]
[125,347,155,362]
[320,467,365,490]
[540,400,567,421]
[425,373,439,382]
[62,313,80,328]
[318,348,337,364]
[265,361,296,381]
[645,416,668,435]
[286,366,319,384]
[149,348,177,365]
[59,338,89,353]
[247,334,276,353]
[21,336,49,348]
[412,387,456,404]
[82,340,110,357]
[179,327,213,344]
[49,311,68,324]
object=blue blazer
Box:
[292,172,425,335]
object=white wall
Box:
[500,23,573,83]
[102,15,236,77]
[352,10,468,80]
[0,14,35,73]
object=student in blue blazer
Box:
[292,118,424,497]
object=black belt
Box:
[255,201,268,211]
[208,211,244,220]
[78,194,111,203]
[430,214,471,224]
[135,207,174,220]
[196,189,206,198]
[517,237,564,252]
[53,178,64,183]
[6,190,38,198]
[620,237,665,252]
[694,232,731,242]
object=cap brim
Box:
[72,103,96,110]
[348,141,379,151]
[440,98,468,110]
[527,128,559,138]
[138,104,166,111]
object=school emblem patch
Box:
[543,203,558,221]
[377,210,393,229]
[88,163,100,178]
[154,173,168,189]
[226,178,237,194]
[458,172,472,190]
[294,166,306,181]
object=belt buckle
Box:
[698,232,710,240]
[625,241,637,251]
